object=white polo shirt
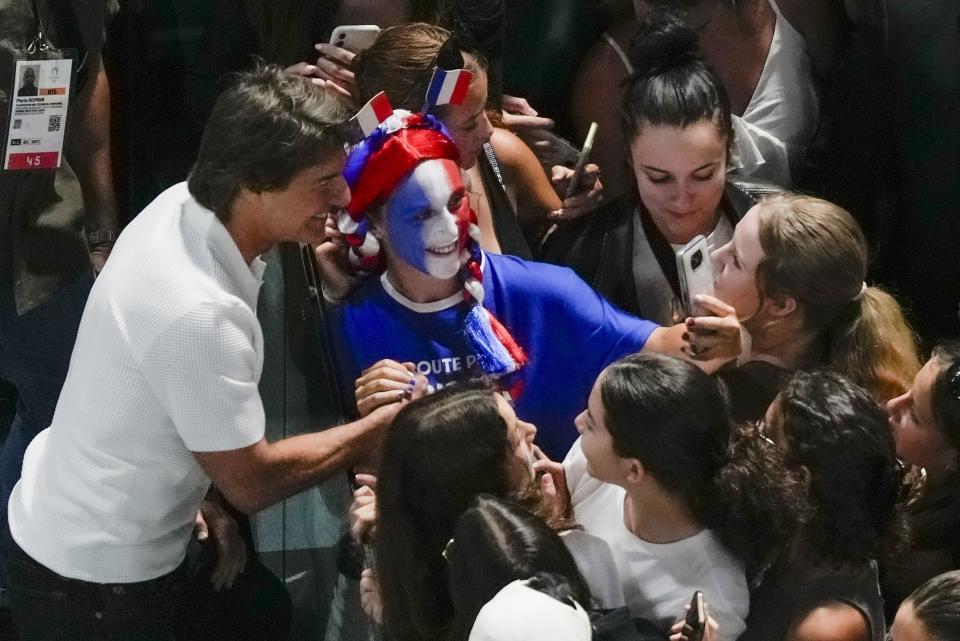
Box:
[8,182,267,583]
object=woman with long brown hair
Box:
[693,193,920,420]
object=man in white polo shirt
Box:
[4,66,403,640]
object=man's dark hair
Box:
[188,64,351,222]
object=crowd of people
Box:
[1,1,958,640]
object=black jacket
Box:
[541,181,759,324]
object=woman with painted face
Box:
[889,571,960,641]
[327,106,705,459]
[555,353,803,641]
[883,342,960,613]
[543,11,757,326]
[691,193,920,422]
[350,22,600,260]
[359,383,625,641]
[744,371,902,641]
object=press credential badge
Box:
[4,57,72,170]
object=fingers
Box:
[356,389,412,417]
[359,568,384,624]
[357,359,415,388]
[194,510,209,542]
[200,501,247,592]
[693,294,736,318]
[502,111,555,133]
[408,374,429,401]
[354,473,378,491]
[314,42,356,66]
[284,62,317,77]
[350,499,377,543]
[549,165,604,221]
[211,534,247,592]
[501,94,537,117]
[313,55,355,85]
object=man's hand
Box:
[196,499,247,591]
[315,214,357,301]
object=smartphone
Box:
[684,591,706,641]
[565,122,598,199]
[676,235,715,317]
[329,25,381,53]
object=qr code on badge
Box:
[47,114,61,132]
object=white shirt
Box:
[560,528,626,609]
[564,440,749,641]
[469,580,593,641]
[730,0,819,186]
[8,182,267,583]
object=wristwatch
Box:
[86,229,118,246]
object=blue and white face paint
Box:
[385,159,469,279]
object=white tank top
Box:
[604,0,819,187]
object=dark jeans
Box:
[6,539,185,641]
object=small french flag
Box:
[352,91,394,137]
[424,68,474,109]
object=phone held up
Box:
[684,590,706,641]
[676,235,715,318]
[565,121,598,199]
[329,25,381,53]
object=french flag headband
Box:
[336,92,528,377]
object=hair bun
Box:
[627,10,704,81]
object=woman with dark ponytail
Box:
[744,370,904,641]
[553,353,804,641]
[544,11,756,326]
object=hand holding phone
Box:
[684,591,706,641]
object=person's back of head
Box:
[893,570,960,641]
[352,22,486,117]
[753,193,920,400]
[445,495,592,641]
[375,382,516,641]
[188,64,351,223]
[774,370,904,566]
[929,341,960,452]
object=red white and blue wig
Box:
[338,106,527,377]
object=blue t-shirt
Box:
[331,253,658,458]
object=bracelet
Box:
[86,229,118,246]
